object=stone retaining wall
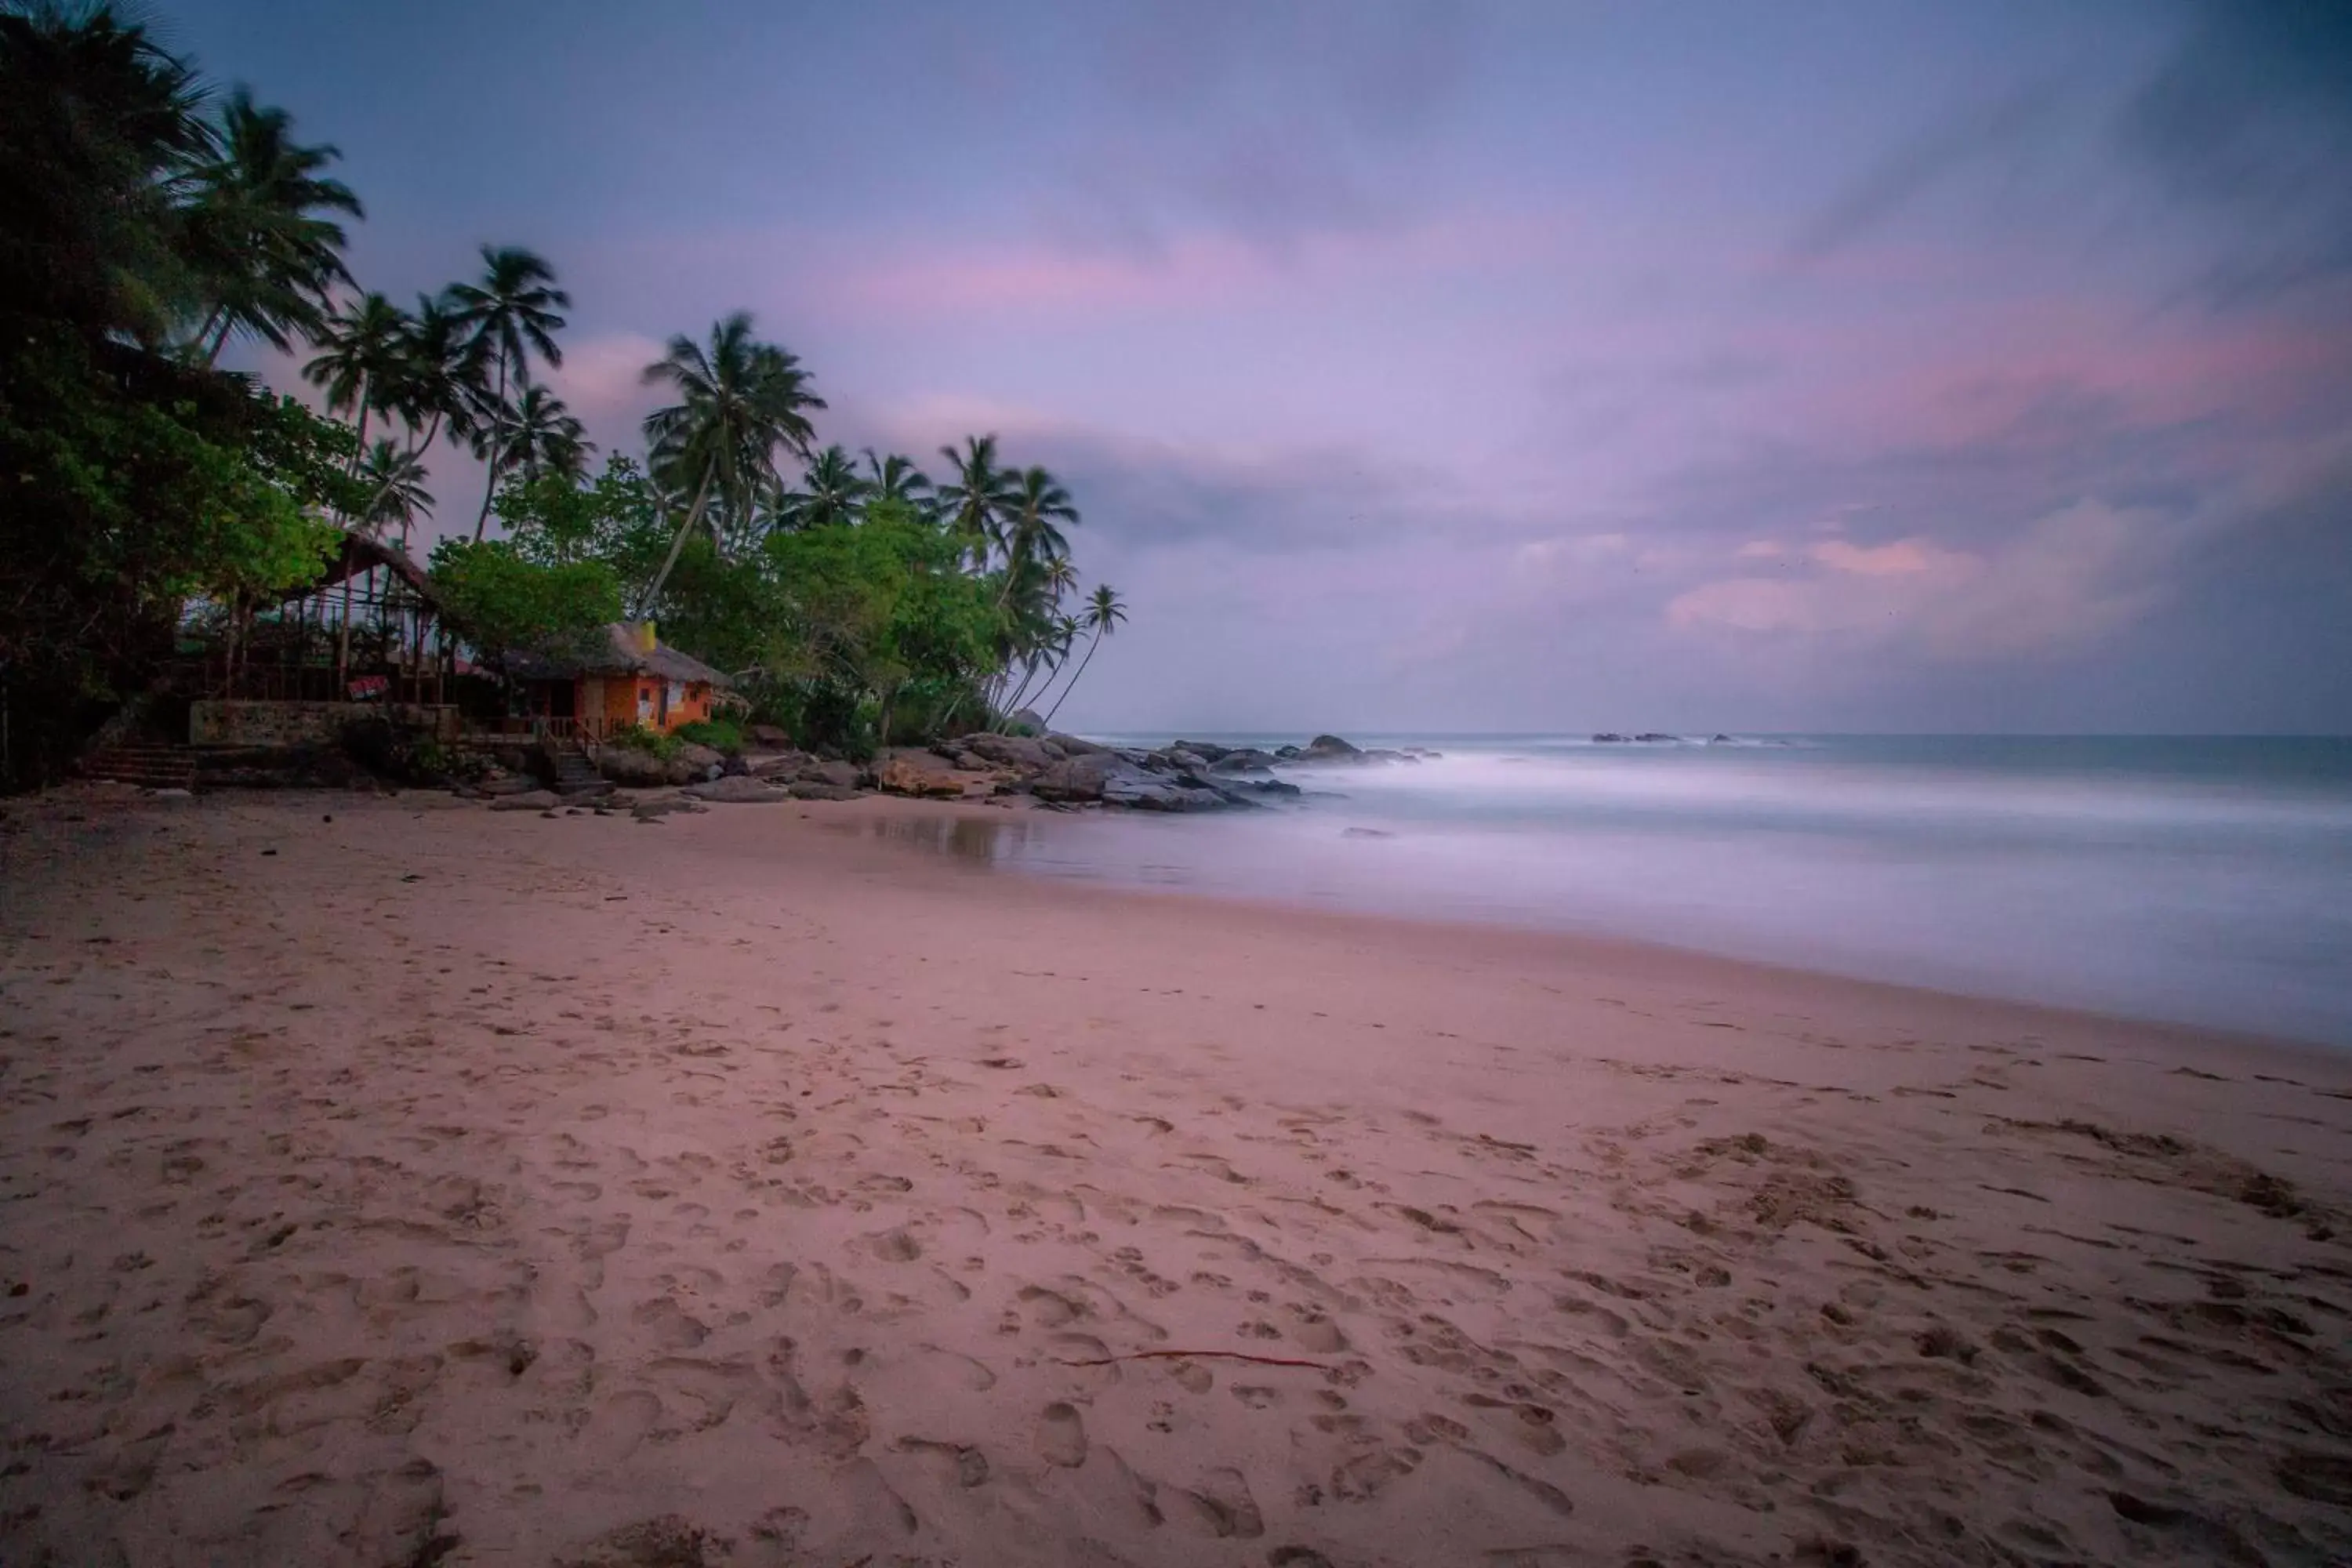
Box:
[189,700,461,747]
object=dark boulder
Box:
[1592,733,1629,744]
[960,731,1057,770]
[797,758,864,790]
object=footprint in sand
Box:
[1036,1401,1089,1467]
[578,1389,661,1467]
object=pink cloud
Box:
[1667,501,2169,660]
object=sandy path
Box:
[2,786,2348,1567]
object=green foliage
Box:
[0,4,1133,790]
[497,456,665,569]
[671,717,742,753]
[426,539,620,666]
[2,329,350,783]
[605,722,683,760]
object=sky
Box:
[170,0,2352,734]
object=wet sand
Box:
[2,785,2348,1566]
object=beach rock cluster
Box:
[1593,732,1738,744]
[477,729,1432,815]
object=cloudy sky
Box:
[177,0,2352,733]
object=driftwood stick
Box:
[1052,1349,1330,1370]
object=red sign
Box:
[347,675,389,701]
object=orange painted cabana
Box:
[507,621,726,738]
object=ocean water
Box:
[869,735,2352,1046]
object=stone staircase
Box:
[82,740,198,791]
[550,741,609,797]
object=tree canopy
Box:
[0,0,1131,786]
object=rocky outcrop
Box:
[876,747,996,800]
[1030,752,1130,803]
[595,741,724,786]
[488,789,564,811]
[798,758,865,791]
[474,726,1426,818]
[684,775,789,804]
[962,732,1058,770]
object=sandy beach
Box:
[2,785,2348,1568]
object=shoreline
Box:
[3,785,2348,1566]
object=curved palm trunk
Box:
[194,307,229,367]
[470,353,512,542]
[1043,628,1105,726]
[471,455,503,543]
[642,468,717,611]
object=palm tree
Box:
[862,449,934,515]
[386,292,480,458]
[471,383,590,539]
[0,2,216,344]
[446,244,568,397]
[1043,584,1127,725]
[303,291,412,477]
[447,245,569,528]
[936,434,1018,572]
[638,311,826,604]
[996,465,1077,614]
[777,444,870,532]
[355,439,432,547]
[182,88,360,363]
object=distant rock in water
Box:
[1709,734,1733,745]
[1341,826,1394,839]
[1592,733,1629,744]
[1305,735,1362,757]
[1635,733,1679,743]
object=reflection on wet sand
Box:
[837,812,1037,864]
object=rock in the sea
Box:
[489,789,564,811]
[1219,776,1301,798]
[1031,752,1123,802]
[1635,733,1678,743]
[1105,775,1236,811]
[876,747,981,799]
[787,781,862,801]
[1304,734,1362,757]
[1169,739,1234,763]
[1709,734,1733,744]
[1592,733,1629,744]
[684,775,789,804]
[1208,748,1280,773]
[1046,731,1113,757]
